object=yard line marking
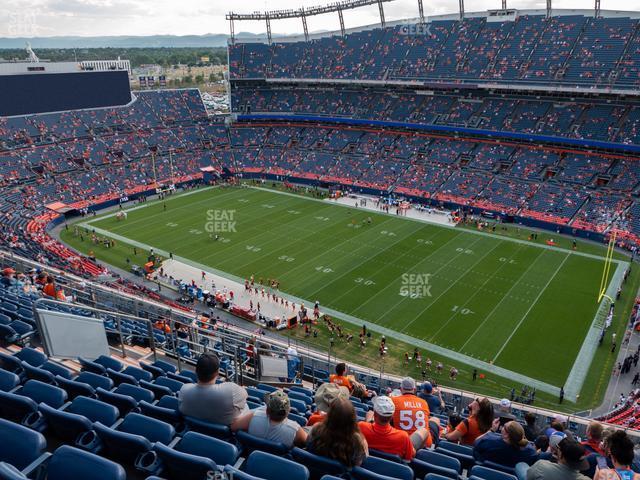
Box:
[247,185,625,264]
[491,251,572,363]
[427,243,525,343]
[398,237,504,333]
[458,247,547,352]
[349,231,470,315]
[305,224,445,301]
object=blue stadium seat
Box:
[47,445,126,480]
[357,456,413,480]
[368,449,403,463]
[21,362,56,384]
[436,441,476,470]
[115,383,155,403]
[106,368,138,387]
[469,466,517,480]
[0,368,20,391]
[246,450,309,480]
[122,366,153,383]
[140,379,173,399]
[153,442,217,480]
[0,462,26,480]
[139,400,182,427]
[157,395,180,410]
[14,348,46,367]
[176,370,197,383]
[94,355,123,372]
[184,416,231,440]
[0,418,47,470]
[154,376,183,393]
[55,375,96,400]
[411,449,461,480]
[224,466,264,480]
[40,361,73,379]
[96,387,137,416]
[287,391,313,406]
[18,379,67,409]
[78,357,107,375]
[0,352,24,374]
[76,371,114,391]
[291,447,346,480]
[0,390,40,427]
[176,431,239,466]
[236,429,290,455]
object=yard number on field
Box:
[354,277,376,286]
[315,266,334,273]
[451,305,474,315]
[278,255,295,263]
[456,248,474,255]
[380,230,396,237]
[246,245,262,252]
[417,239,433,245]
[499,257,517,264]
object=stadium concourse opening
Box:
[5,4,640,479]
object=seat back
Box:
[14,347,46,367]
[157,395,180,410]
[139,400,182,426]
[291,447,346,480]
[40,403,92,443]
[0,390,38,424]
[469,465,517,480]
[351,467,399,480]
[152,360,177,374]
[246,450,309,480]
[361,456,414,480]
[94,421,153,464]
[19,379,67,408]
[0,417,46,470]
[47,445,126,480]
[106,368,138,387]
[96,388,137,416]
[0,368,20,392]
[122,366,153,383]
[115,383,154,403]
[78,357,106,375]
[119,412,175,445]
[21,362,56,384]
[94,355,123,372]
[154,376,183,393]
[177,431,239,466]
[0,462,27,479]
[55,376,95,400]
[68,396,120,426]
[416,449,462,473]
[154,442,217,480]
[410,458,459,480]
[236,429,290,455]
[76,371,114,391]
[184,416,231,439]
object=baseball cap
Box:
[549,431,568,450]
[373,395,395,417]
[266,390,290,418]
[400,377,416,393]
[314,383,349,413]
[558,438,590,471]
[2,268,15,275]
[421,381,433,394]
[499,398,511,409]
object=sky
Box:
[1,0,639,38]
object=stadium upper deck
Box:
[229,9,640,90]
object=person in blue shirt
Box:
[417,381,445,415]
[474,420,538,468]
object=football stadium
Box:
[5,0,640,478]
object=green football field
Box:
[69,185,619,391]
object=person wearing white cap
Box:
[390,377,440,449]
[358,395,424,461]
[494,398,517,432]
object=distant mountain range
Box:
[0,33,271,49]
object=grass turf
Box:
[60,185,625,391]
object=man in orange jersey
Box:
[391,377,439,449]
[329,362,353,392]
[359,395,424,461]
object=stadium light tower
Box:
[595,0,601,17]
[547,0,552,18]
[417,0,425,24]
[227,0,397,44]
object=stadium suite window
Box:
[27,67,45,71]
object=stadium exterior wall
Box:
[0,70,131,116]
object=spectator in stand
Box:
[444,397,494,445]
[494,398,517,430]
[307,397,368,467]
[359,395,423,461]
[473,420,538,468]
[1,267,16,287]
[231,389,307,448]
[544,414,574,440]
[524,412,540,441]
[417,381,445,415]
[594,431,639,480]
[329,362,353,392]
[307,382,350,426]
[178,353,248,425]
[42,275,57,298]
[517,437,590,480]
[391,377,439,448]
[581,421,605,456]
